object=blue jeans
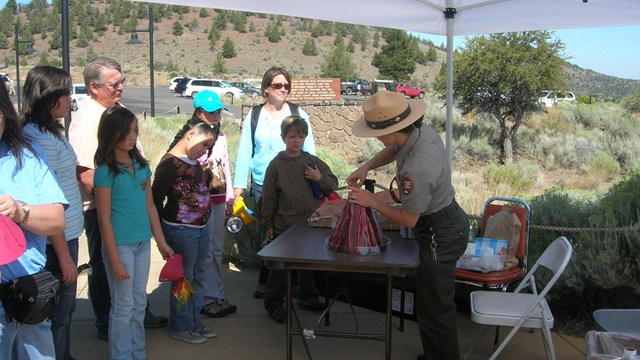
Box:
[45,238,79,360]
[103,241,150,360]
[83,208,110,333]
[203,203,227,303]
[162,223,208,332]
[0,317,55,359]
[251,182,270,286]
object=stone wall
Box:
[241,101,366,158]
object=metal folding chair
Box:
[464,236,573,360]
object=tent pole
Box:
[445,5,456,170]
[62,0,70,138]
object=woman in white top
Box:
[232,66,316,297]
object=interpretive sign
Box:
[289,78,340,102]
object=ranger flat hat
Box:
[352,90,426,138]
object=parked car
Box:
[395,83,425,99]
[341,79,371,95]
[538,90,576,108]
[174,77,192,96]
[231,82,261,97]
[169,76,187,92]
[184,78,244,99]
[70,83,89,111]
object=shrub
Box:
[481,160,540,196]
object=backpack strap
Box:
[250,101,300,157]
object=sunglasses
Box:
[204,109,222,116]
[389,177,401,204]
[270,83,291,91]
[98,76,126,90]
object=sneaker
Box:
[169,330,207,345]
[199,326,218,338]
[297,297,326,312]
[270,306,286,323]
[144,309,168,329]
[201,299,237,318]
[254,284,267,298]
[97,329,108,341]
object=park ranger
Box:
[346,90,469,360]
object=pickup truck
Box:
[341,79,371,96]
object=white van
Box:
[539,90,576,108]
[184,78,244,99]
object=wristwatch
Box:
[18,201,30,225]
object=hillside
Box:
[1,3,638,100]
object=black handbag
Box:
[0,269,59,324]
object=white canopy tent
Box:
[139,0,640,167]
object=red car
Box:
[395,83,425,99]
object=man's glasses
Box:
[98,76,126,90]
[270,83,291,91]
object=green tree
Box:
[231,11,247,33]
[371,29,418,82]
[0,33,8,49]
[221,37,236,58]
[302,38,318,56]
[435,31,566,163]
[426,46,437,62]
[172,21,183,36]
[208,25,221,49]
[265,23,281,43]
[213,11,228,30]
[213,53,226,75]
[622,85,640,113]
[320,41,357,80]
[199,8,209,18]
[38,51,50,66]
[347,39,355,53]
[372,31,380,48]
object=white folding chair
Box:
[464,236,573,360]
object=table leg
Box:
[385,273,392,360]
[286,268,292,360]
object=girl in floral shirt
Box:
[152,118,218,345]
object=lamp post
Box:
[126,4,154,117]
[14,22,36,112]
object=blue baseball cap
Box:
[193,90,226,113]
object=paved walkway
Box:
[70,241,587,359]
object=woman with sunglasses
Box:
[345,91,469,360]
[232,66,316,299]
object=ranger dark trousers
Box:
[413,200,469,360]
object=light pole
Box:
[14,22,35,112]
[126,4,154,117]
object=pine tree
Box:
[221,37,236,58]
[172,21,183,36]
[320,41,357,79]
[371,29,417,82]
[302,38,318,56]
[199,8,209,18]
[213,53,226,75]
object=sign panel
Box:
[289,78,340,102]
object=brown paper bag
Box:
[483,208,522,270]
